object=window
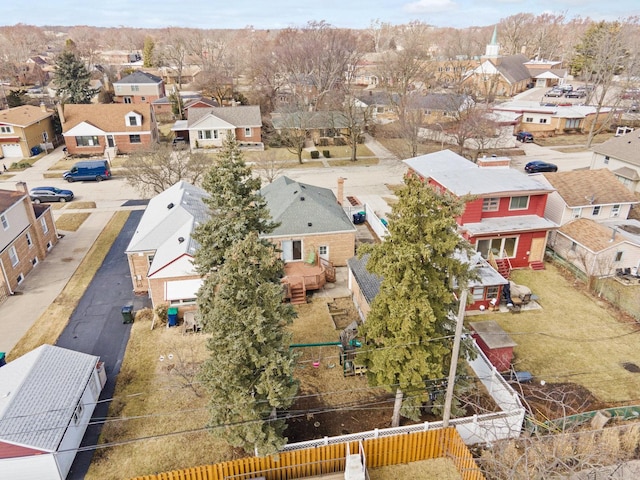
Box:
[9,246,18,267]
[570,241,577,252]
[16,273,23,284]
[42,131,48,142]
[124,97,132,104]
[472,286,485,301]
[482,197,500,212]
[486,286,500,299]
[198,130,212,140]
[611,204,621,217]
[525,117,533,123]
[40,216,48,234]
[169,298,197,305]
[319,246,328,256]
[572,207,582,219]
[509,196,529,210]
[1,214,8,230]
[128,115,138,126]
[0,126,13,133]
[141,96,146,101]
[75,135,100,147]
[539,118,548,124]
[566,118,580,128]
[476,236,518,258]
[604,156,610,165]
[147,254,155,268]
[31,257,38,266]
[131,85,139,92]
[592,205,601,216]
[73,402,84,425]
[615,251,623,262]
[244,127,251,137]
[129,134,141,143]
[26,232,32,247]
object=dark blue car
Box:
[525,160,558,173]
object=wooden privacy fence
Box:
[131,427,484,480]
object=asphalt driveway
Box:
[57,209,149,480]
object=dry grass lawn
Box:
[8,211,129,361]
[368,458,462,480]
[65,201,97,209]
[535,132,615,147]
[86,310,234,480]
[473,263,640,403]
[55,212,91,231]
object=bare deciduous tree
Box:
[252,149,285,183]
[122,144,212,197]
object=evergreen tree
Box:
[6,89,27,107]
[168,88,184,119]
[358,174,476,427]
[192,133,276,275]
[197,232,298,455]
[143,36,155,67]
[54,50,100,104]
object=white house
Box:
[590,129,640,193]
[0,345,105,480]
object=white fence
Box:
[282,341,525,452]
[344,203,390,239]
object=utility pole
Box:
[443,288,467,428]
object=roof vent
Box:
[308,222,312,227]
[178,237,184,243]
[167,202,174,209]
[300,196,305,201]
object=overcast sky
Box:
[3,0,639,29]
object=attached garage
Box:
[1,143,22,158]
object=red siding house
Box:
[404,150,557,275]
[60,103,159,156]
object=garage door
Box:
[1,144,22,158]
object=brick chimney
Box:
[477,155,511,169]
[56,103,65,124]
[337,177,345,205]
[40,102,47,113]
[16,181,28,194]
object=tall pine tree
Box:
[54,50,99,104]
[197,233,298,455]
[358,174,476,427]
[193,133,276,275]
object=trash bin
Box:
[0,352,5,367]
[167,307,178,327]
[353,212,366,225]
[121,305,134,324]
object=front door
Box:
[319,245,329,263]
[107,135,115,148]
[529,237,545,263]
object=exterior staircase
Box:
[289,282,307,305]
[530,261,545,271]
[493,257,512,279]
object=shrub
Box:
[334,137,346,146]
[310,150,320,159]
[323,150,331,158]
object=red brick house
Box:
[60,103,159,156]
[405,150,557,275]
[0,182,59,302]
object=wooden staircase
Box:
[530,261,545,271]
[289,282,307,305]
[493,258,512,279]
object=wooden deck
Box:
[283,262,327,304]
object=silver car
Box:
[29,186,74,203]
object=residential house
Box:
[548,218,640,278]
[348,251,508,318]
[405,150,557,274]
[540,169,638,226]
[492,101,613,138]
[0,344,105,480]
[0,182,59,302]
[0,105,55,159]
[407,92,474,124]
[60,103,159,156]
[351,52,383,88]
[148,65,201,87]
[523,58,566,89]
[178,105,263,150]
[355,91,398,123]
[462,27,532,98]
[590,130,640,193]
[152,93,208,122]
[113,70,166,105]
[271,110,362,146]
[125,181,209,311]
[260,176,357,304]
[96,50,142,66]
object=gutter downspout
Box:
[0,257,14,295]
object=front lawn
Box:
[535,132,615,148]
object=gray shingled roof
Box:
[116,70,163,84]
[271,111,356,130]
[0,345,99,452]
[495,54,532,84]
[187,105,262,128]
[592,131,640,167]
[260,176,356,237]
[347,254,381,304]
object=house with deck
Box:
[260,176,357,304]
[404,150,557,277]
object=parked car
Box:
[544,88,564,97]
[516,131,534,143]
[560,84,574,92]
[172,137,187,149]
[525,160,558,173]
[29,186,74,203]
[565,89,586,98]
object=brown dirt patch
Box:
[515,382,606,422]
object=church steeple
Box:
[485,25,500,57]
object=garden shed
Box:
[469,320,517,372]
